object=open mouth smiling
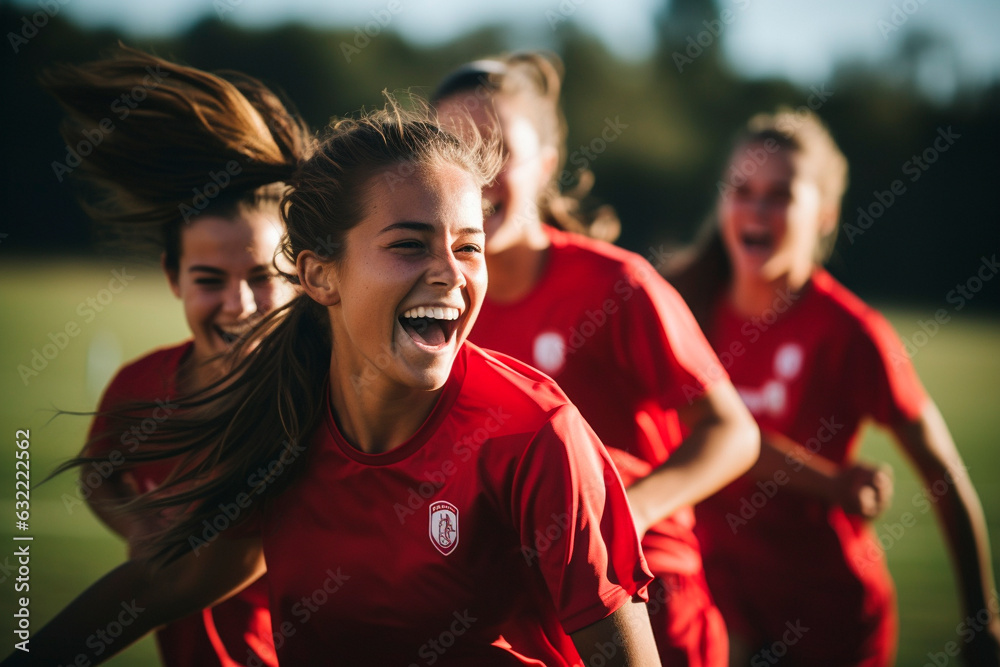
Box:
[740,229,774,254]
[213,321,257,346]
[397,306,461,349]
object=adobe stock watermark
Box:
[311,233,343,261]
[340,0,403,63]
[844,126,961,244]
[672,0,752,73]
[244,567,350,666]
[381,156,427,193]
[544,0,585,31]
[580,627,632,667]
[392,407,512,524]
[645,576,683,618]
[0,556,17,586]
[61,396,179,515]
[188,438,307,555]
[558,116,628,189]
[534,241,675,368]
[408,609,478,667]
[51,66,171,183]
[41,600,145,662]
[179,160,243,222]
[17,268,136,386]
[891,253,998,367]
[749,620,810,666]
[7,0,71,54]
[520,512,572,566]
[877,0,930,39]
[921,595,1000,667]
[717,90,834,199]
[725,416,844,534]
[854,463,969,575]
[681,286,801,404]
[214,0,242,20]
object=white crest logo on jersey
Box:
[736,380,787,417]
[774,342,804,380]
[736,341,804,417]
[533,331,567,376]
[429,501,459,556]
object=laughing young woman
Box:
[4,101,660,666]
[673,109,1000,665]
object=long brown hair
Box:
[55,100,501,564]
[432,51,621,242]
[40,44,313,269]
[668,108,848,331]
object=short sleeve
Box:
[85,369,132,458]
[610,260,728,409]
[510,404,653,634]
[850,310,929,425]
[82,347,185,489]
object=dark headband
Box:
[431,59,508,102]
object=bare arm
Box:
[83,469,148,541]
[891,401,1000,664]
[1,535,264,666]
[570,599,660,666]
[626,381,760,534]
[748,430,894,518]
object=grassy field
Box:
[0,257,998,665]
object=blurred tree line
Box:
[3,0,998,310]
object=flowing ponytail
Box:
[40,44,313,266]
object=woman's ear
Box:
[539,145,559,186]
[819,202,841,238]
[162,252,181,299]
[297,250,340,306]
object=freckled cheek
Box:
[465,264,488,304]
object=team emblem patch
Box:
[532,331,566,375]
[429,501,459,556]
[774,342,804,380]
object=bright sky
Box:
[16,0,1000,92]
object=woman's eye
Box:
[390,241,424,251]
[768,191,792,204]
[249,274,275,285]
[456,244,482,254]
[194,278,224,287]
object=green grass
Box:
[0,258,188,665]
[1,258,998,665]
[853,307,1000,664]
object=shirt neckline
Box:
[323,344,468,466]
[716,270,821,327]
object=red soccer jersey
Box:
[695,269,929,661]
[261,342,652,666]
[469,227,726,576]
[87,342,277,667]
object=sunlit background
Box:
[2,0,999,664]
